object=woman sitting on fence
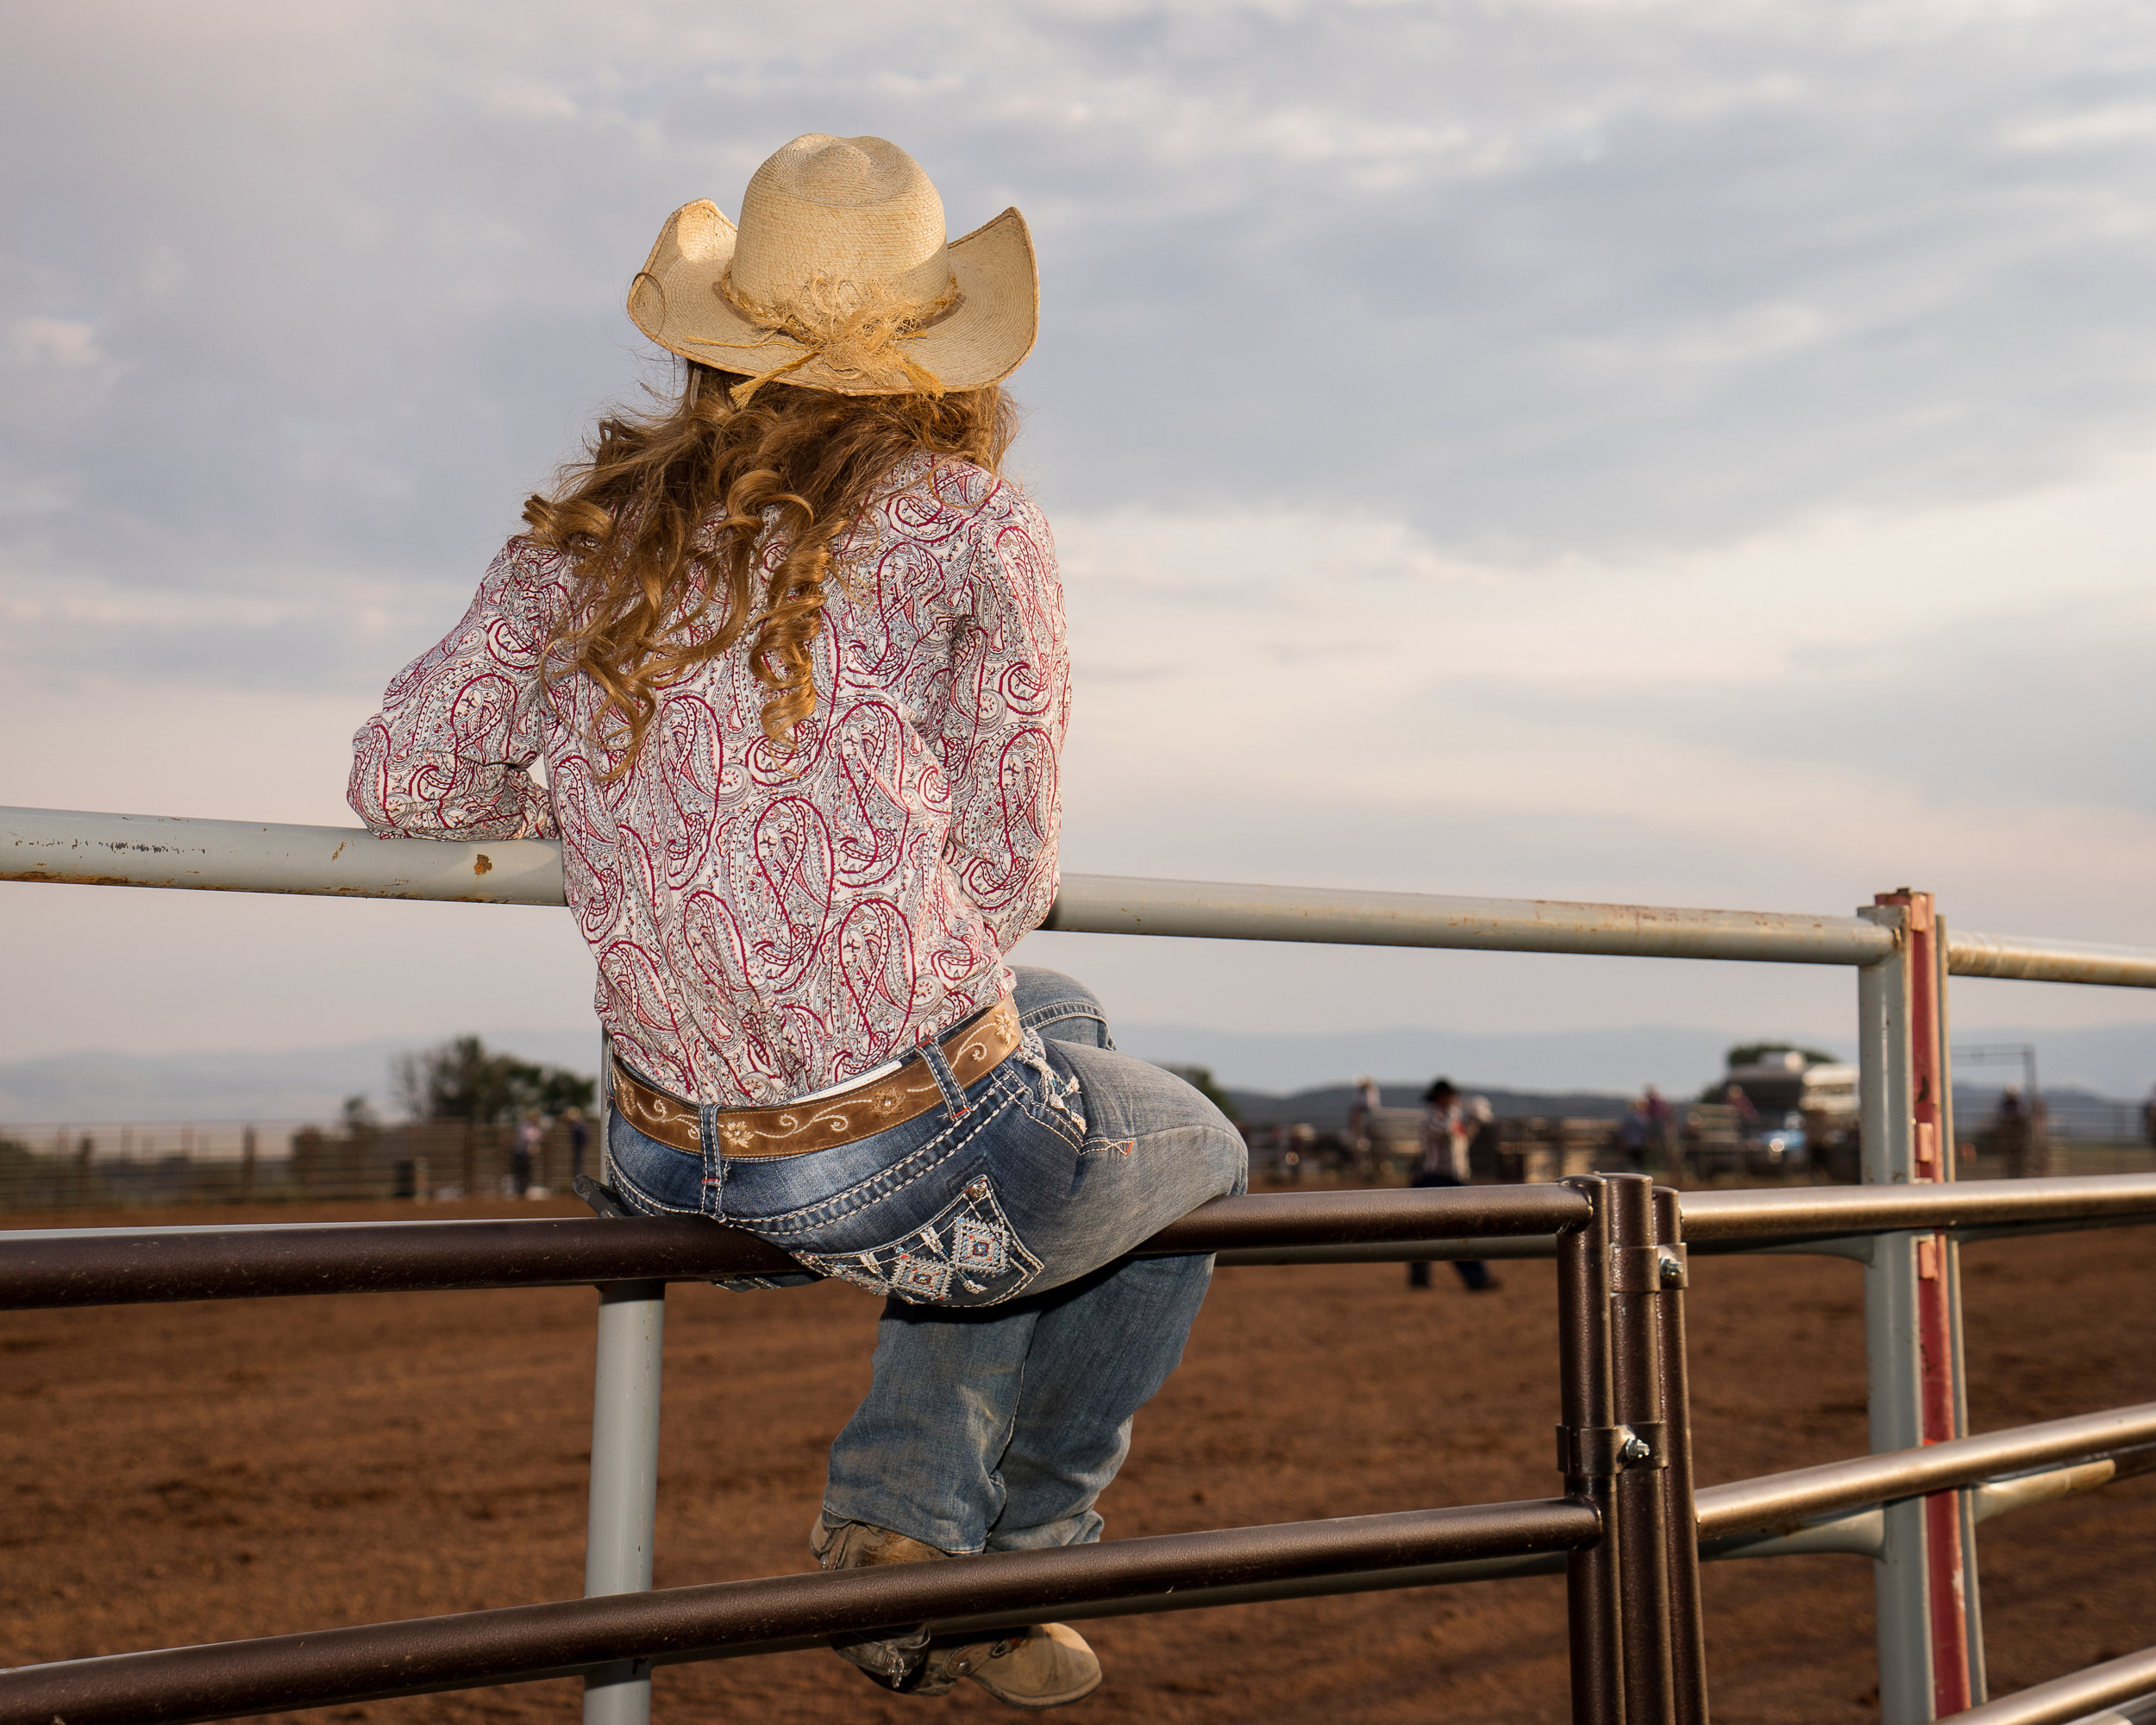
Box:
[348,133,1247,1709]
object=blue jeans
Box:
[605,966,1248,1553]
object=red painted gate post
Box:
[1859,888,1984,1722]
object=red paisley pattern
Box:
[349,454,1069,1105]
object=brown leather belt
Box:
[610,995,1024,1161]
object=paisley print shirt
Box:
[349,453,1069,1107]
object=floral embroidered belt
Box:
[609,995,1023,1161]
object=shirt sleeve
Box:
[348,540,569,841]
[930,486,1071,952]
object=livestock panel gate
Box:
[4,805,2156,1725]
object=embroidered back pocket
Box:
[792,1175,1044,1308]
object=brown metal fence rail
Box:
[6,1180,2156,1725]
[8,806,2156,1725]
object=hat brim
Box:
[626,201,1038,395]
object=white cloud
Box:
[1051,446,2156,944]
[488,81,580,122]
[7,317,104,368]
[2006,103,2156,151]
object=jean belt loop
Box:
[918,1038,972,1120]
[699,1100,725,1218]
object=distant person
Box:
[1466,1095,1497,1177]
[1996,1085,2052,1178]
[1272,1121,1306,1182]
[1618,1097,1652,1170]
[1406,1078,1498,1292]
[1348,1075,1382,1181]
[1723,1082,1758,1128]
[1642,1084,1671,1171]
[511,1111,543,1198]
[1284,1122,1314,1182]
[565,1107,589,1181]
[1996,1085,2031,1176]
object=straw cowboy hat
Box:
[628,134,1037,405]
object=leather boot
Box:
[930,1622,1104,1709]
[812,1517,1104,1706]
[812,1516,959,1694]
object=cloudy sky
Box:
[4,0,2155,1086]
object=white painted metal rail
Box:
[9,805,2156,986]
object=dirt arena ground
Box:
[3,1195,2151,1724]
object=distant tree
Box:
[394,1037,596,1123]
[523,1063,598,1117]
[396,1037,515,1123]
[1161,1063,1241,1124]
[0,1134,105,1208]
[1724,1041,1840,1070]
[0,1136,36,1190]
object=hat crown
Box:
[731,135,951,315]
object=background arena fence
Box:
[6,805,2156,1725]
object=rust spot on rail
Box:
[3,838,194,858]
[473,853,493,875]
[0,869,146,888]
[0,867,542,904]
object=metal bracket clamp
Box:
[1611,1244,1689,1291]
[573,1173,634,1220]
[1557,1421,1670,1477]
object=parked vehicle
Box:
[1746,1110,1808,1174]
[1725,1052,1858,1181]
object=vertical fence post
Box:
[582,1281,666,1724]
[1935,917,1987,1702]
[1858,888,1977,1724]
[1608,1172,1677,1725]
[1651,1184,1710,1725]
[1559,1175,1625,1725]
[582,1038,665,1725]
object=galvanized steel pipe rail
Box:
[11,806,2156,984]
[1694,1402,2156,1542]
[0,1186,1589,1309]
[6,1411,2147,1725]
[0,1498,1601,1725]
[13,1177,2156,1309]
[14,807,2156,1723]
[13,1179,2154,1725]
[1210,1172,2156,1268]
[34,1174,2121,1293]
[0,806,567,906]
[1935,1645,2156,1725]
[1677,1174,2156,1244]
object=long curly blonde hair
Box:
[523,362,1017,772]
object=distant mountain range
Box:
[0,1019,2148,1127]
[1221,1080,2139,1138]
[1116,1022,1759,1096]
[0,1030,601,1126]
[1222,1082,1634,1132]
[1115,1021,2156,1101]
